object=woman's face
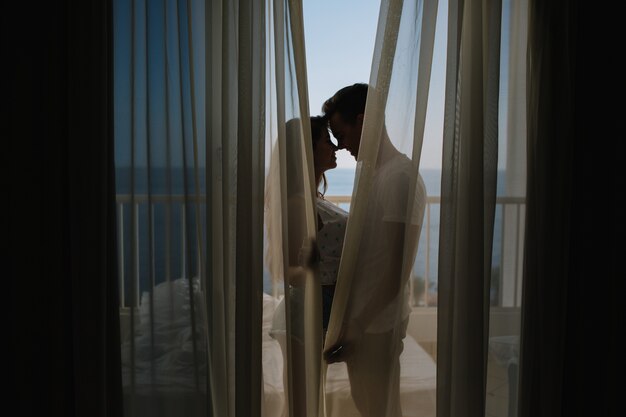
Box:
[313,128,338,173]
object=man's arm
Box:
[351,221,416,332]
[325,221,419,362]
[286,195,317,286]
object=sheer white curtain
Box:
[114,1,531,416]
[323,1,439,416]
[437,0,528,416]
[114,0,319,416]
[114,0,265,416]
[263,1,321,416]
[437,0,500,414]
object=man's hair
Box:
[322,83,368,124]
[310,115,328,147]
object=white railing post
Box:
[118,202,125,307]
[134,202,140,307]
[181,203,186,280]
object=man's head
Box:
[322,83,368,159]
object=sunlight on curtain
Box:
[263,1,321,416]
[321,1,439,416]
[437,0,527,416]
[485,2,527,416]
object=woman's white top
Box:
[269,197,348,338]
[316,197,348,285]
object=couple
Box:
[270,83,426,417]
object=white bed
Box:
[261,293,436,417]
[121,279,436,417]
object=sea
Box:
[115,167,508,306]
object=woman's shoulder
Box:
[317,197,348,217]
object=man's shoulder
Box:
[377,153,416,184]
[376,152,410,176]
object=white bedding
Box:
[261,294,436,417]
[121,280,436,416]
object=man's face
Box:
[329,112,363,159]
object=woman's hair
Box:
[310,115,329,196]
[264,116,330,287]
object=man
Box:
[322,83,426,417]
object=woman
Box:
[310,116,348,332]
[265,115,348,416]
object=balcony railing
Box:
[116,194,525,309]
[324,195,526,308]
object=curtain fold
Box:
[7,0,123,415]
[437,0,502,416]
[13,0,623,416]
[234,0,266,416]
[326,0,438,351]
[517,1,623,415]
[205,0,231,414]
[263,1,320,416]
[67,1,124,414]
[115,1,266,416]
[324,1,439,416]
[518,1,573,416]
